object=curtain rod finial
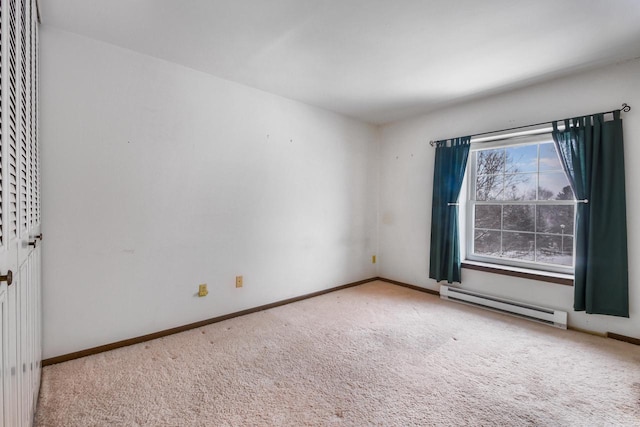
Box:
[622,103,631,112]
[429,140,436,147]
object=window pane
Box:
[475,205,501,229]
[554,184,574,200]
[539,142,562,172]
[539,172,572,200]
[503,204,535,232]
[476,174,503,201]
[477,148,505,175]
[536,205,574,234]
[504,173,536,200]
[474,230,501,256]
[536,234,574,266]
[502,232,535,261]
[506,145,537,173]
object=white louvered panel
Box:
[28,3,33,230]
[28,0,37,230]
[33,1,41,412]
[29,247,40,403]
[16,252,40,427]
[26,4,38,420]
[18,5,28,427]
[19,4,30,425]
[26,258,34,425]
[0,6,4,423]
[32,14,38,226]
[18,0,28,237]
[0,287,6,427]
[7,0,18,241]
[4,278,19,427]
[33,11,38,226]
[31,250,38,417]
[29,1,41,421]
[18,260,28,426]
[35,246,41,397]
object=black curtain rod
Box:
[429,103,631,147]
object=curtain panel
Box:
[429,137,471,284]
[552,111,629,317]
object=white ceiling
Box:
[40,0,640,124]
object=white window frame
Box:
[464,132,576,275]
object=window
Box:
[466,134,575,274]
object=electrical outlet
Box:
[372,255,376,264]
[236,275,243,288]
[198,284,208,297]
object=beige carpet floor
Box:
[36,281,640,426]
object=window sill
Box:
[461,260,574,286]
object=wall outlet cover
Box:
[198,284,208,297]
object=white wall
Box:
[40,27,379,359]
[379,58,640,338]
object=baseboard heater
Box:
[440,285,567,329]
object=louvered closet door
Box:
[0,0,41,426]
[1,0,21,425]
[0,1,7,425]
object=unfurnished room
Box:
[0,0,639,426]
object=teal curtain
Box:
[552,111,629,317]
[429,137,471,283]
